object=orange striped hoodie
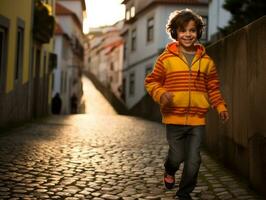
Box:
[145,42,227,125]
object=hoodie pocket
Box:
[190,92,210,109]
[171,92,189,107]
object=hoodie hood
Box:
[166,41,206,58]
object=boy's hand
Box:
[160,92,174,107]
[219,111,229,123]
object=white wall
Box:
[57,16,84,44]
[58,1,83,25]
[208,0,231,40]
[53,36,63,95]
[126,9,157,66]
[57,16,74,37]
[125,56,156,108]
[54,0,85,114]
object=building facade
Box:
[85,22,124,100]
[121,0,208,109]
[32,0,57,118]
[0,0,56,127]
[54,0,85,114]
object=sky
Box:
[83,0,125,33]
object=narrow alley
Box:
[0,76,262,200]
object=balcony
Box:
[33,0,55,44]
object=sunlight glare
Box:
[84,0,125,33]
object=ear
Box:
[197,29,202,39]
[171,29,177,40]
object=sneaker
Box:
[163,172,175,189]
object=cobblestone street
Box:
[0,77,263,200]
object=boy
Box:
[144,9,229,200]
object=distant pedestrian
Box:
[51,93,62,114]
[145,9,229,200]
[70,94,78,114]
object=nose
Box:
[185,31,191,36]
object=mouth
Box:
[182,39,193,44]
[183,38,193,42]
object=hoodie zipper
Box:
[187,66,192,125]
[179,56,192,125]
[180,51,205,125]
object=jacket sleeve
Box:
[144,58,167,104]
[207,61,227,113]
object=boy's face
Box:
[177,20,197,51]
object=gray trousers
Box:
[164,125,205,196]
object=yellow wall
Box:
[0,0,33,93]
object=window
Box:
[129,72,135,96]
[123,40,127,60]
[0,25,8,90]
[43,51,47,73]
[0,28,4,78]
[110,62,114,71]
[60,71,64,93]
[52,73,55,90]
[48,52,57,71]
[15,18,25,81]
[121,78,126,101]
[131,29,136,51]
[147,17,154,42]
[126,6,135,21]
[64,71,68,93]
[126,9,130,21]
[130,6,135,18]
[201,16,208,42]
[123,32,128,60]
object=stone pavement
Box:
[0,77,263,200]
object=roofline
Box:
[58,0,86,10]
[121,0,130,4]
[56,3,83,31]
[55,32,71,40]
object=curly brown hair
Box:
[166,8,204,41]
